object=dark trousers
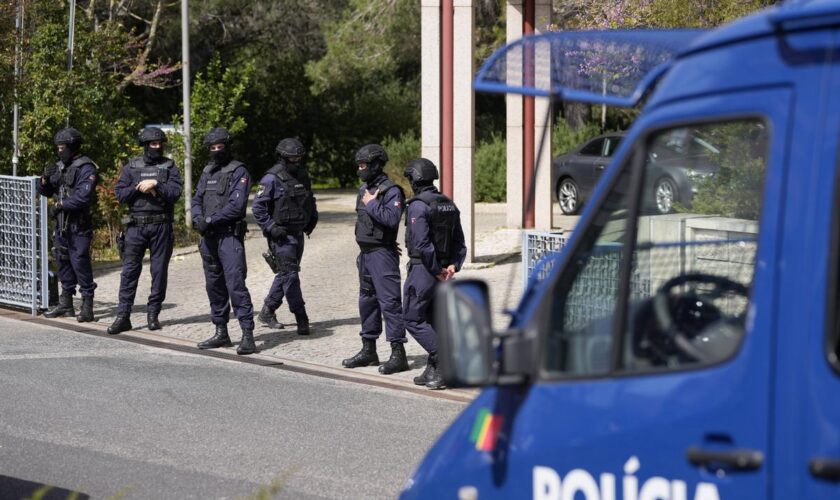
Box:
[403,264,438,354]
[199,233,255,330]
[116,222,174,314]
[263,232,306,313]
[357,247,405,343]
[53,226,96,297]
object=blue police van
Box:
[401,1,840,499]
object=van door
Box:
[772,46,840,499]
[485,88,790,500]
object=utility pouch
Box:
[234,220,248,240]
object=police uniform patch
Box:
[240,176,248,184]
[89,175,96,181]
[411,217,416,224]
[394,201,401,208]
[257,185,265,197]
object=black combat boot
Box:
[44,293,74,318]
[378,341,409,374]
[342,338,379,368]
[147,311,161,331]
[413,353,435,385]
[294,308,310,336]
[107,314,132,335]
[237,329,256,355]
[425,353,447,390]
[76,296,94,323]
[197,324,233,349]
[257,304,284,330]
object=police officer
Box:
[341,144,409,374]
[39,128,98,322]
[253,138,318,335]
[403,159,466,389]
[191,127,256,355]
[107,127,183,335]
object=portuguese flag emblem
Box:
[470,408,504,452]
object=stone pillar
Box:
[453,0,475,263]
[421,0,441,172]
[505,0,524,229]
[534,0,553,230]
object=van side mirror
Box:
[433,279,494,387]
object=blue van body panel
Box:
[405,3,840,499]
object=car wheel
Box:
[557,178,580,215]
[654,177,678,214]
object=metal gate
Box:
[0,175,49,314]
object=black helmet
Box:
[202,127,231,147]
[54,128,83,146]
[137,126,167,145]
[275,138,306,159]
[355,144,388,165]
[404,158,439,184]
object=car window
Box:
[579,138,606,156]
[605,137,623,157]
[544,119,768,377]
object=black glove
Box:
[270,226,287,239]
[49,202,63,218]
[194,218,209,235]
[44,164,58,179]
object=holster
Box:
[117,232,126,260]
[262,249,281,274]
[199,242,221,273]
[52,244,70,262]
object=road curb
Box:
[0,307,476,404]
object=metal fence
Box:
[0,175,48,314]
[522,230,569,289]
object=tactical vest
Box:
[127,157,174,215]
[202,160,245,220]
[52,156,98,224]
[355,179,403,247]
[406,190,460,266]
[269,164,312,232]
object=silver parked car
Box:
[551,131,719,215]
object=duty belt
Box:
[125,213,172,225]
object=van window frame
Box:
[537,114,772,382]
[825,148,840,374]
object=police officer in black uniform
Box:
[403,159,466,389]
[253,138,318,335]
[39,128,98,322]
[191,127,257,355]
[341,144,409,374]
[107,127,183,334]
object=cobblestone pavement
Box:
[85,191,578,387]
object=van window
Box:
[545,119,768,377]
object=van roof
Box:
[684,0,840,58]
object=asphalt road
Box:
[0,317,466,499]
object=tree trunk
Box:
[563,102,589,130]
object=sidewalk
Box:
[72,191,576,388]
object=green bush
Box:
[474,134,506,202]
[552,120,602,157]
[382,131,420,193]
